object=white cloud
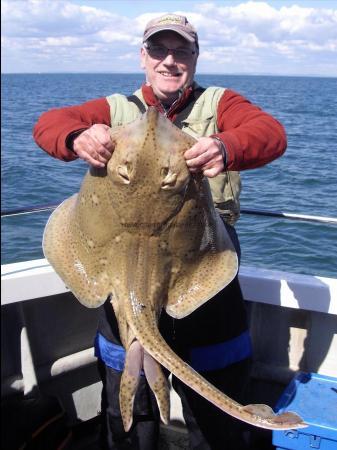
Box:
[2,0,115,37]
[43,36,82,47]
[1,0,337,75]
[196,2,337,50]
[194,1,337,75]
[118,52,139,60]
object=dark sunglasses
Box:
[144,42,196,62]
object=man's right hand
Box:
[72,124,114,168]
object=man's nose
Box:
[162,51,176,64]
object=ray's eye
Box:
[117,164,131,184]
[161,169,178,190]
[161,167,169,177]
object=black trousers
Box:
[97,357,251,450]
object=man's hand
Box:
[184,137,226,178]
[73,124,114,168]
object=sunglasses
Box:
[144,42,196,62]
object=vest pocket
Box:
[182,116,215,138]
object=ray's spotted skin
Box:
[43,108,307,432]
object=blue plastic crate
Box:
[272,372,337,450]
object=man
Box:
[34,13,286,450]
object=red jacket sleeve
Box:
[33,98,111,161]
[214,89,287,171]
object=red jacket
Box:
[33,84,287,171]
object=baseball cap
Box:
[143,14,198,46]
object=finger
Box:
[90,124,114,147]
[203,149,225,168]
[75,143,106,167]
[188,166,199,173]
[92,150,109,164]
[75,134,109,164]
[94,128,115,153]
[203,164,223,178]
[202,158,224,177]
[186,151,213,169]
[81,144,107,164]
[91,136,114,160]
[82,152,105,168]
[184,143,205,160]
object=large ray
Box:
[43,107,306,432]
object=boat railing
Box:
[2,203,337,224]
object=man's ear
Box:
[140,47,146,70]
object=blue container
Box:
[272,372,337,450]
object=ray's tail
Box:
[127,316,307,431]
[119,340,170,432]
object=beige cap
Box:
[143,14,198,45]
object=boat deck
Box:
[1,259,336,449]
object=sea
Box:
[1,73,337,278]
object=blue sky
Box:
[2,0,337,76]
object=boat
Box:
[1,208,337,449]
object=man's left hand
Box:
[184,137,226,178]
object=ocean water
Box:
[1,73,337,277]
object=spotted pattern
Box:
[43,108,306,432]
[119,371,139,432]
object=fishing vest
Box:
[106,87,241,225]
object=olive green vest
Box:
[106,87,241,225]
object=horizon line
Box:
[2,71,337,79]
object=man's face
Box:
[140,31,198,103]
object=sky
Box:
[1,0,337,76]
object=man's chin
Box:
[158,84,187,101]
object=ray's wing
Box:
[43,171,121,308]
[165,177,238,319]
